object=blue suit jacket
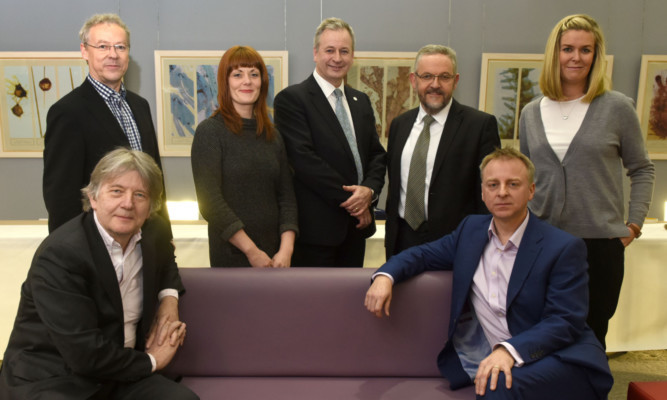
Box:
[377,213,611,395]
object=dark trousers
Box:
[292,219,367,267]
[391,218,432,257]
[584,238,625,349]
[480,354,612,399]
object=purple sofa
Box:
[165,268,475,399]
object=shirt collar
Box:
[417,98,453,126]
[93,211,142,251]
[87,74,127,100]
[487,212,530,249]
[313,69,344,99]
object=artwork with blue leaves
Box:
[156,50,287,156]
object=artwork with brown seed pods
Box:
[0,52,88,157]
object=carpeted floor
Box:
[609,350,667,400]
[0,350,665,398]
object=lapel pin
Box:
[353,96,358,101]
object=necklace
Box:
[557,99,579,120]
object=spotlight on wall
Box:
[166,201,199,221]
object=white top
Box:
[93,212,144,349]
[540,96,589,161]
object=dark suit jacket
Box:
[0,212,184,399]
[274,75,386,246]
[42,78,166,233]
[377,213,612,397]
[384,101,499,258]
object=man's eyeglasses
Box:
[414,72,455,83]
[84,43,129,53]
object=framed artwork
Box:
[479,53,614,147]
[345,52,419,147]
[155,50,288,156]
[0,52,88,158]
[636,55,667,159]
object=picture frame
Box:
[154,50,288,156]
[479,53,614,147]
[0,52,88,158]
[345,51,419,147]
[636,55,667,160]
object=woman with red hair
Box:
[192,46,298,267]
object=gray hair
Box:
[82,148,163,214]
[414,44,458,74]
[313,17,355,52]
[79,13,131,47]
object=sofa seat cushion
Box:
[180,376,476,400]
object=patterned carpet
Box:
[609,350,667,400]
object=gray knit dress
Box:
[191,114,298,267]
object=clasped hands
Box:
[145,296,186,371]
[340,185,373,229]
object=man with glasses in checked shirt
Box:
[43,13,169,233]
[384,44,500,260]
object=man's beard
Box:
[419,88,449,114]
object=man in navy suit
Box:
[43,13,168,233]
[274,17,386,268]
[365,147,612,399]
[384,44,499,259]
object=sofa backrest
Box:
[166,268,451,378]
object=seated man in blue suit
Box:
[365,147,613,399]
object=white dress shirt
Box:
[313,69,357,140]
[398,102,452,220]
[93,212,178,371]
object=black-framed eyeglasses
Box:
[84,43,129,53]
[414,72,455,83]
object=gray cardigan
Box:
[519,91,654,238]
[191,115,298,267]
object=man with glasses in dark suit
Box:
[43,13,169,233]
[384,44,499,260]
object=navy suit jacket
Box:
[42,78,166,233]
[0,212,184,399]
[384,100,499,258]
[274,75,386,246]
[377,213,611,396]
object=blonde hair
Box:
[539,14,609,102]
[480,147,535,184]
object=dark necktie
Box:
[404,114,435,230]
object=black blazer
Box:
[42,79,165,232]
[384,100,500,258]
[0,212,184,399]
[274,75,386,246]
